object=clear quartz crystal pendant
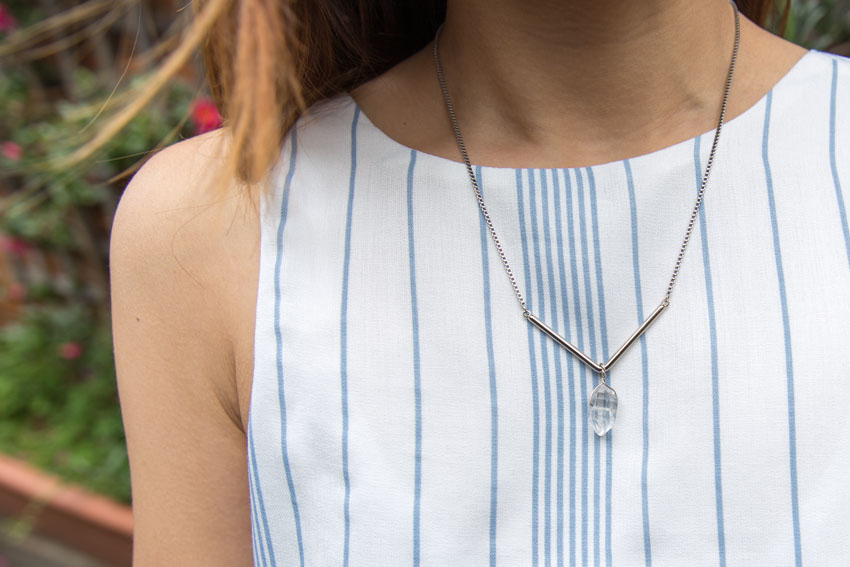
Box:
[589,373,618,436]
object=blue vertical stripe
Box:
[554,169,578,567]
[586,167,612,567]
[516,169,541,566]
[249,421,272,567]
[693,136,727,567]
[274,127,305,566]
[476,166,500,567]
[406,149,423,567]
[574,170,592,567]
[562,168,590,567]
[762,91,803,567]
[249,499,260,567]
[248,467,263,567]
[528,169,554,567]
[540,169,567,567]
[624,159,652,566]
[339,107,360,566]
[581,167,605,567]
[829,59,850,269]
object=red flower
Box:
[59,341,84,360]
[4,282,26,302]
[1,141,21,161]
[0,4,17,33]
[0,235,31,256]
[191,98,222,135]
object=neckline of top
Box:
[341,48,818,174]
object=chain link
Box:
[433,0,740,313]
[664,1,741,304]
[433,32,530,313]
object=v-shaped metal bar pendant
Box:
[523,299,669,436]
[434,0,740,437]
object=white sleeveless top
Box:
[247,48,850,567]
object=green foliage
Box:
[783,0,850,49]
[0,304,130,504]
[1,66,196,249]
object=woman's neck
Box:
[350,0,807,168]
[440,0,731,146]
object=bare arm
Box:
[110,132,256,565]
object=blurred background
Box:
[0,0,848,565]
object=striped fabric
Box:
[247,48,850,566]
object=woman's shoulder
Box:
[813,49,850,114]
[778,48,850,106]
[767,48,850,153]
[112,130,233,292]
[286,92,361,164]
[111,128,259,430]
[806,48,850,71]
[113,129,257,301]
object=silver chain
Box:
[433,0,740,314]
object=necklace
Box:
[432,0,741,436]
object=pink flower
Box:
[191,98,222,135]
[0,4,17,33]
[0,235,31,256]
[59,341,84,360]
[5,282,26,302]
[1,141,21,161]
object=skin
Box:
[350,0,808,168]
[110,1,807,564]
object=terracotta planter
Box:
[0,454,132,567]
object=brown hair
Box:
[201,0,447,192]
[71,0,791,198]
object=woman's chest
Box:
[247,156,850,564]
